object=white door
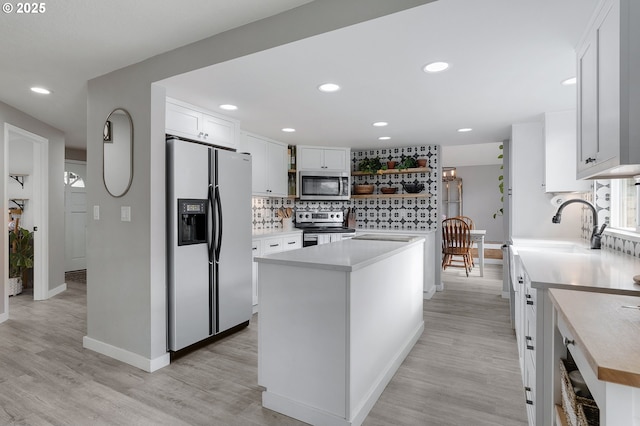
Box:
[64,161,87,272]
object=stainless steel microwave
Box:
[298,170,350,201]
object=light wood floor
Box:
[1,265,526,425]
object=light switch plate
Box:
[93,205,100,220]
[121,206,131,222]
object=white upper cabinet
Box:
[297,146,350,172]
[241,132,288,197]
[576,0,640,179]
[166,97,239,150]
[544,110,592,193]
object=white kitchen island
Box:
[256,235,425,426]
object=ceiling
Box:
[2,0,598,161]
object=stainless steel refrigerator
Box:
[167,136,252,352]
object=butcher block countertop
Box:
[549,288,640,388]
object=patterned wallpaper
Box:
[252,145,440,232]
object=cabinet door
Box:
[298,147,325,170]
[266,142,288,197]
[596,0,620,165]
[322,148,348,171]
[245,135,269,195]
[578,34,598,172]
[166,102,202,139]
[201,114,238,149]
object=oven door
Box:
[299,171,350,201]
[303,233,319,247]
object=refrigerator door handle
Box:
[214,185,223,264]
[207,184,215,264]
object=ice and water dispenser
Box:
[177,199,207,246]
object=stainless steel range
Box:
[295,210,356,247]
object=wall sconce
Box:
[443,167,457,181]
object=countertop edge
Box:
[549,288,640,388]
[255,238,425,272]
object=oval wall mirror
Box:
[103,108,133,197]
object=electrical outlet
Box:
[121,206,131,222]
[93,205,100,220]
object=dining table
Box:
[469,229,486,276]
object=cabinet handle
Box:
[204,133,208,138]
[252,247,257,251]
[269,244,279,248]
[287,241,296,245]
[524,387,533,405]
[585,157,596,164]
[526,336,534,350]
[198,132,204,137]
[518,276,524,284]
[563,337,575,347]
[526,294,534,305]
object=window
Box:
[609,178,638,231]
[64,171,85,188]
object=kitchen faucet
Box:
[551,199,607,249]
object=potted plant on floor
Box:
[9,227,34,296]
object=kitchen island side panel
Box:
[258,264,349,418]
[258,240,425,426]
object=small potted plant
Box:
[9,227,34,296]
[357,157,383,174]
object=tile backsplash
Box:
[252,145,440,232]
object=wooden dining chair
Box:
[455,215,475,267]
[442,217,473,276]
[455,215,475,230]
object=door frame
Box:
[4,123,49,302]
[64,159,87,272]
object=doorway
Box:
[4,123,49,301]
[64,160,87,272]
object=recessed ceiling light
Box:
[378,136,391,141]
[561,77,577,86]
[219,104,237,110]
[30,87,51,95]
[282,128,296,133]
[318,83,341,93]
[457,128,473,133]
[423,62,450,73]
[372,122,388,127]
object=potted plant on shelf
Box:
[9,227,34,296]
[397,156,418,171]
[357,157,382,174]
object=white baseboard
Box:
[48,282,67,298]
[83,336,170,373]
[0,311,7,323]
[436,282,444,291]
[423,286,436,300]
[501,291,510,299]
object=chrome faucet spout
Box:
[551,199,604,249]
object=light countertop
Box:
[355,227,435,235]
[255,235,424,272]
[252,228,302,238]
[512,238,640,295]
[549,288,640,388]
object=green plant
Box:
[397,156,417,170]
[9,228,34,279]
[358,156,382,174]
[493,144,504,219]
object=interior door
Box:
[64,161,87,272]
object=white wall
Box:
[1,100,65,321]
[511,122,582,238]
[85,0,435,371]
[454,165,505,242]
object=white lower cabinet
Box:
[252,231,302,311]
